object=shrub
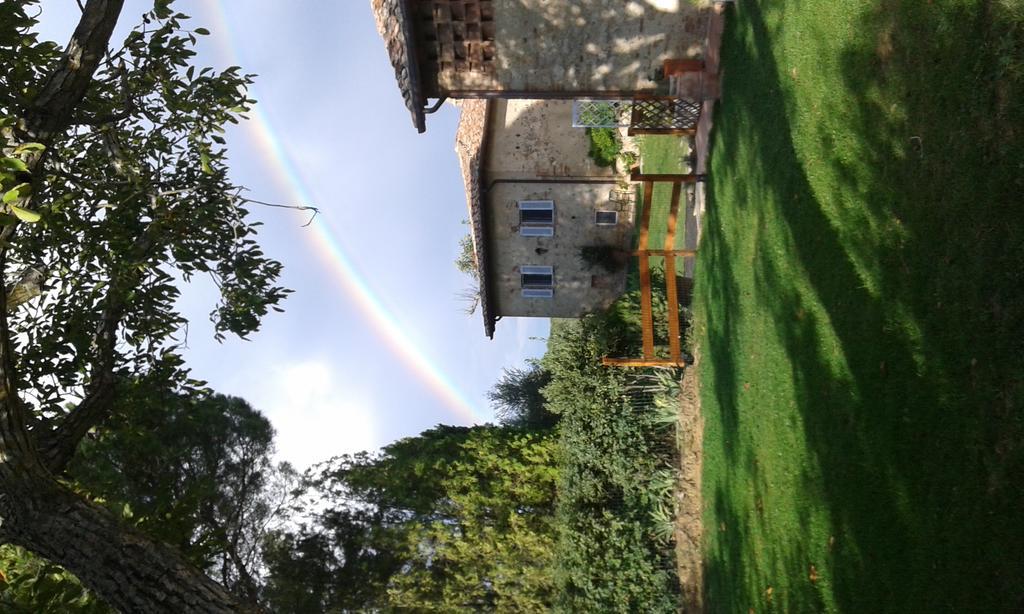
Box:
[542,317,682,612]
[579,245,625,273]
[586,128,621,167]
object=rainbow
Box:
[201,3,483,425]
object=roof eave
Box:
[475,103,496,338]
[397,0,427,132]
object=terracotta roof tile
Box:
[370,0,426,132]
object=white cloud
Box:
[253,360,378,471]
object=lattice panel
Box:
[630,98,702,132]
[417,0,495,76]
[572,100,633,128]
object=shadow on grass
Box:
[701,0,1024,612]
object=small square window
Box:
[596,210,618,225]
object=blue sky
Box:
[38,0,549,468]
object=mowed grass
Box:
[636,135,690,253]
[695,1,1024,612]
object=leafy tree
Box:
[488,360,558,429]
[0,390,296,612]
[455,231,481,314]
[455,231,478,279]
[0,545,110,614]
[70,390,297,604]
[264,425,559,612]
[0,1,291,610]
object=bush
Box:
[586,128,621,167]
[579,245,625,274]
[542,317,681,613]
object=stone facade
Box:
[454,99,633,329]
[486,99,614,180]
[485,181,632,319]
[429,0,706,95]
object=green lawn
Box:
[695,1,1024,612]
[631,136,691,291]
[635,135,690,253]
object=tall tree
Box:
[488,360,557,429]
[70,390,297,604]
[0,0,289,610]
[264,425,559,612]
[1,391,295,612]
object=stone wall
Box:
[486,99,615,180]
[437,0,707,94]
[486,182,633,318]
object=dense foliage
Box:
[585,127,622,167]
[70,391,297,601]
[0,392,294,610]
[542,315,681,613]
[488,360,557,428]
[263,425,559,612]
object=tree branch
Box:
[0,0,126,470]
[24,0,126,141]
[37,223,158,473]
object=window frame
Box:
[595,210,619,226]
[520,265,554,298]
[518,200,555,236]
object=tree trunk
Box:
[0,469,246,613]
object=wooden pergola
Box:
[602,169,703,368]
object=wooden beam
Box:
[663,58,706,75]
[665,182,682,362]
[639,255,655,359]
[630,169,706,183]
[602,357,690,368]
[638,181,653,251]
[632,249,698,257]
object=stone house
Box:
[371,0,710,132]
[371,0,712,336]
[457,99,637,337]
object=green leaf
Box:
[200,151,212,174]
[194,27,210,35]
[0,157,28,173]
[13,142,44,154]
[3,182,30,203]
[10,205,40,223]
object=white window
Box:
[519,200,554,236]
[520,226,554,237]
[520,265,553,298]
[595,210,618,225]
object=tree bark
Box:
[1,471,243,613]
[25,0,126,141]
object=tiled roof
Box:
[453,100,495,338]
[370,0,426,132]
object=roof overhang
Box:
[453,100,496,337]
[371,0,427,132]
